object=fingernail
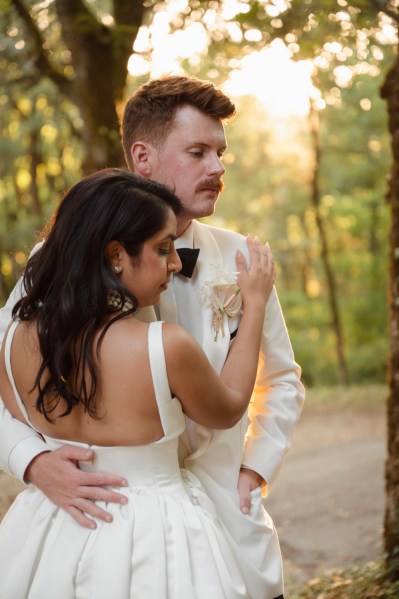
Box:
[90,521,97,530]
[120,497,128,505]
[121,479,129,487]
[105,515,113,523]
[242,507,250,514]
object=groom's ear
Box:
[131,141,153,177]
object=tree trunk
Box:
[29,129,42,217]
[381,50,399,579]
[300,211,318,298]
[55,0,145,172]
[308,102,350,385]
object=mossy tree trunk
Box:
[381,48,399,579]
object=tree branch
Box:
[11,0,71,92]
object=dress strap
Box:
[148,321,172,408]
[148,321,185,439]
[3,320,35,429]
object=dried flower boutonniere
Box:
[200,264,242,341]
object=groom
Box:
[0,76,304,598]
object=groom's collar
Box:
[175,221,195,250]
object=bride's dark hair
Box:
[13,168,182,421]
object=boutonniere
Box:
[200,264,242,341]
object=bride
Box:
[0,168,275,599]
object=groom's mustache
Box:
[195,177,224,194]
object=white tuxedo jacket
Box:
[161,221,304,598]
[0,220,304,599]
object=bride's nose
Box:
[168,246,182,274]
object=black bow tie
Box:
[176,247,200,278]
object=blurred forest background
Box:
[0,0,393,390]
[1,1,399,594]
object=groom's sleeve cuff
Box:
[8,436,49,484]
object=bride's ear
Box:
[106,240,124,274]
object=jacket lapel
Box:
[157,221,233,465]
[180,222,232,464]
[192,221,230,375]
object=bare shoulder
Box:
[162,322,194,349]
[12,320,39,355]
[97,316,148,355]
[161,323,199,366]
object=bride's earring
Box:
[106,243,123,275]
[112,252,122,274]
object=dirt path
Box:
[0,402,386,595]
[265,403,386,593]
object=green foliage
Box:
[290,560,399,599]
[0,77,83,298]
[304,382,386,410]
[0,0,393,388]
[212,68,390,386]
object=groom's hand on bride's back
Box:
[25,446,128,529]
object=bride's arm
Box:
[165,237,275,428]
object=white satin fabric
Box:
[0,322,248,599]
[0,222,304,599]
[159,221,302,598]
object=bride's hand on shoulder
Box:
[235,236,275,309]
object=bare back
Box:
[0,318,165,446]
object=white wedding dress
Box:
[0,321,248,599]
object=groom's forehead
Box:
[165,106,227,144]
